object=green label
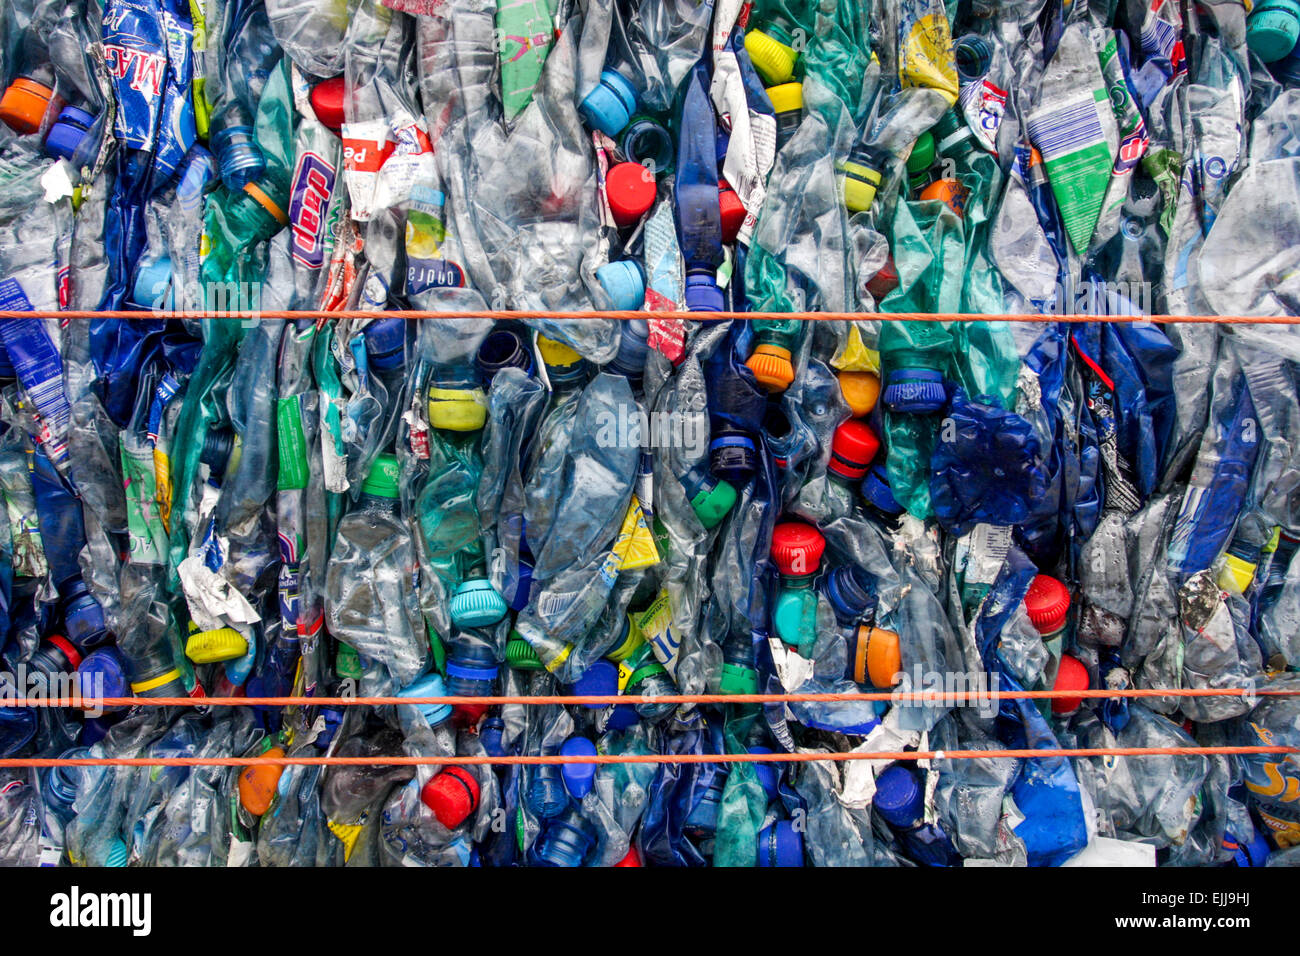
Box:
[277,395,310,490]
[121,441,168,565]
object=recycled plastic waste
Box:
[0,0,1298,869]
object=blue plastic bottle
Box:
[874,764,961,866]
[675,64,724,312]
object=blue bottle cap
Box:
[363,317,407,372]
[131,258,173,311]
[480,716,507,757]
[822,564,876,624]
[396,672,453,726]
[596,259,646,311]
[77,649,129,709]
[559,736,598,799]
[606,704,641,731]
[748,746,780,800]
[569,659,619,708]
[534,810,597,867]
[882,367,946,414]
[477,328,533,381]
[579,70,638,136]
[874,764,924,828]
[684,273,724,312]
[63,585,109,651]
[449,578,508,628]
[757,820,804,866]
[44,104,94,162]
[860,464,904,516]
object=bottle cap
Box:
[536,334,584,368]
[709,426,757,483]
[104,839,129,867]
[309,76,346,132]
[757,820,804,866]
[689,475,737,528]
[336,643,363,679]
[829,419,880,481]
[43,634,82,672]
[606,616,644,663]
[746,343,795,392]
[822,565,875,623]
[882,366,946,414]
[719,657,759,695]
[449,578,508,628]
[907,130,936,175]
[609,319,650,379]
[745,29,798,85]
[0,77,61,135]
[361,453,401,498]
[919,177,969,217]
[44,104,94,161]
[185,627,249,663]
[131,257,173,310]
[397,672,453,726]
[766,82,803,114]
[363,317,407,371]
[838,370,880,417]
[770,522,826,577]
[614,845,642,866]
[1249,0,1300,61]
[1052,654,1089,715]
[848,625,901,687]
[1218,553,1258,595]
[1023,574,1071,636]
[873,764,923,828]
[238,745,285,816]
[749,746,780,800]
[606,161,657,228]
[684,272,724,312]
[840,155,884,213]
[954,34,993,80]
[719,181,747,243]
[479,717,506,757]
[505,633,544,670]
[76,650,128,709]
[580,70,638,136]
[560,736,598,798]
[569,659,618,708]
[597,260,646,311]
[427,385,488,431]
[421,766,480,828]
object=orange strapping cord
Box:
[11,310,1300,324]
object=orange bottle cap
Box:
[746,343,795,391]
[838,371,881,417]
[0,78,61,135]
[238,745,285,816]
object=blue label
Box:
[289,152,336,268]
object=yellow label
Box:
[635,590,677,667]
[615,500,659,571]
[153,448,172,534]
[900,12,959,106]
[617,659,635,692]
[1257,808,1300,848]
[328,818,364,861]
[543,642,572,675]
[830,323,881,373]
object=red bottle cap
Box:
[719,180,747,244]
[1052,654,1089,716]
[770,522,826,577]
[452,702,490,728]
[829,419,880,481]
[606,161,657,228]
[421,766,481,829]
[1024,574,1071,636]
[310,76,346,133]
[866,254,899,301]
[614,845,642,866]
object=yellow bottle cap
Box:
[606,616,645,663]
[1217,554,1257,595]
[840,161,882,213]
[745,30,798,85]
[766,82,803,114]
[536,334,583,367]
[838,371,881,417]
[186,627,249,663]
[427,387,488,431]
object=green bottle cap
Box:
[719,662,759,696]
[690,478,737,529]
[336,643,363,679]
[906,130,935,175]
[505,633,544,670]
[361,453,401,498]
